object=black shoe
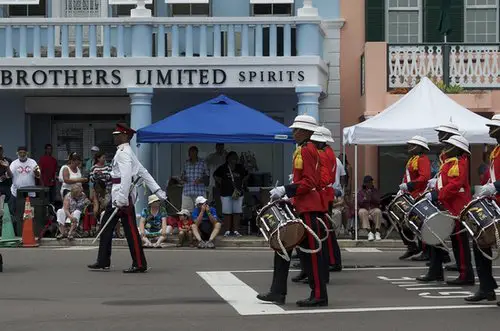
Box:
[444,264,458,272]
[399,250,420,260]
[292,273,307,283]
[465,291,496,302]
[123,266,148,273]
[329,264,342,272]
[87,262,110,271]
[411,253,430,261]
[416,274,444,282]
[446,278,475,286]
[256,292,285,305]
[296,298,328,307]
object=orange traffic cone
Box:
[21,197,38,248]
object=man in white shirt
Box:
[333,157,346,195]
[7,146,40,227]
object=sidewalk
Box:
[35,236,412,248]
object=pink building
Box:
[340,0,500,194]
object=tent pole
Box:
[155,143,159,181]
[354,144,358,241]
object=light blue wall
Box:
[0,93,26,159]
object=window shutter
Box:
[365,0,385,42]
[424,0,463,42]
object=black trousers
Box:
[427,245,446,278]
[473,242,498,292]
[450,222,474,280]
[96,199,147,268]
[270,212,328,301]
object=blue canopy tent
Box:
[137,95,294,143]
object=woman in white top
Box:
[59,152,88,198]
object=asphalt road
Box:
[0,246,499,331]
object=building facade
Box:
[0,0,343,208]
[341,0,500,194]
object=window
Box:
[465,0,498,43]
[8,0,46,16]
[251,3,293,16]
[386,0,421,43]
[168,0,210,17]
[112,1,154,17]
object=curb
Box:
[32,237,412,249]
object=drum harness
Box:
[461,197,500,261]
[404,189,468,252]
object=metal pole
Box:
[155,143,159,181]
[354,144,358,241]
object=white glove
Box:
[427,178,437,190]
[476,183,497,198]
[399,183,408,192]
[270,186,286,200]
[114,195,129,208]
[155,189,167,201]
[424,192,432,201]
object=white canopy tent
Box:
[341,77,495,240]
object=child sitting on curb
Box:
[176,209,193,247]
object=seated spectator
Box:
[56,184,89,240]
[166,214,180,236]
[191,196,221,249]
[176,209,193,247]
[330,190,345,235]
[358,175,383,241]
[139,194,168,248]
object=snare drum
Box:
[387,193,415,230]
[460,197,500,248]
[406,198,455,246]
[257,199,306,252]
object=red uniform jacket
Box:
[285,141,323,214]
[318,147,337,212]
[488,145,500,203]
[436,156,471,216]
[402,154,431,199]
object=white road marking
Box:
[197,271,285,315]
[232,266,428,273]
[199,270,497,316]
[345,248,382,253]
[406,287,462,291]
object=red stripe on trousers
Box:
[323,215,335,265]
[125,205,143,268]
[455,222,466,280]
[304,213,321,300]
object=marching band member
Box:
[398,136,431,260]
[257,115,328,307]
[292,127,340,284]
[88,123,167,273]
[319,126,342,272]
[417,135,474,285]
[465,114,500,303]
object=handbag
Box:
[228,166,242,200]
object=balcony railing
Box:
[388,44,500,89]
[0,17,321,59]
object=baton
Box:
[92,176,143,244]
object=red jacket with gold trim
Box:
[284,141,323,213]
[435,156,471,216]
[317,146,337,212]
[403,154,431,199]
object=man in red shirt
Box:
[417,135,474,285]
[466,114,500,303]
[38,144,58,203]
[257,115,328,307]
[398,136,431,260]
